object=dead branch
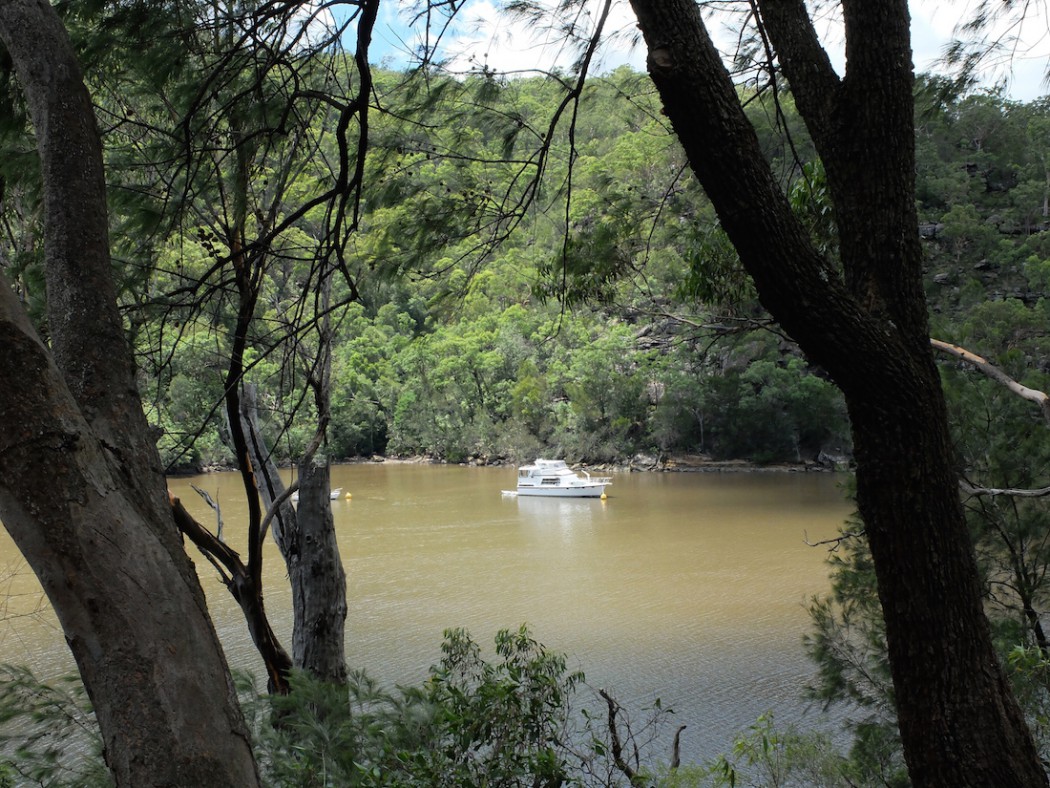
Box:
[671,724,687,769]
[931,338,1050,426]
[191,484,224,542]
[598,688,646,788]
[168,491,292,693]
[804,529,865,551]
[959,480,1050,499]
[932,338,1050,499]
[260,481,299,545]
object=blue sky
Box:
[361,0,1049,100]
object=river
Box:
[0,462,854,765]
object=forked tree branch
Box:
[169,492,292,693]
[804,529,865,551]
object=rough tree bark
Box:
[626,0,1047,785]
[0,0,260,785]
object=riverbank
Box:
[185,450,853,477]
[344,452,852,474]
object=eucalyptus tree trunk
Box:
[0,1,259,785]
[627,0,1046,784]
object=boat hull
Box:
[292,487,343,503]
[514,484,608,498]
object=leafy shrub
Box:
[249,626,597,786]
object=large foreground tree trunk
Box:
[627,0,1046,784]
[0,1,259,784]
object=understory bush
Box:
[0,627,913,787]
[246,625,688,786]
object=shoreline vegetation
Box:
[181,451,852,477]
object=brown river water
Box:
[0,462,853,764]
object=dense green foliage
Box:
[0,629,677,786]
[251,627,594,786]
[112,71,1050,474]
[70,65,853,471]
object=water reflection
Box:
[513,495,608,540]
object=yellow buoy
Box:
[345,492,352,500]
[600,492,607,500]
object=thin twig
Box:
[804,529,864,551]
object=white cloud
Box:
[368,0,1048,99]
[440,0,581,74]
[387,0,644,75]
[910,0,1050,99]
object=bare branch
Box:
[191,484,224,542]
[804,529,864,551]
[960,480,1050,499]
[933,338,1050,499]
[671,724,687,769]
[169,491,292,693]
[932,338,1050,426]
[598,688,646,788]
[260,481,299,545]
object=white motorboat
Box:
[291,487,342,503]
[505,459,611,498]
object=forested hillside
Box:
[5,50,1040,473]
[122,69,1050,472]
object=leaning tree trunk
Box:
[627,0,1046,784]
[0,2,259,785]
